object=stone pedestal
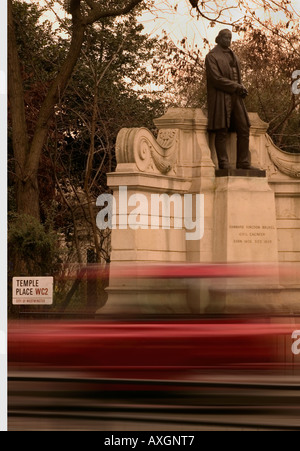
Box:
[98,108,300,315]
[153,109,216,264]
[213,172,278,263]
[100,108,216,314]
[208,171,281,314]
[107,172,191,264]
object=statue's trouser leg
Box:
[215,128,230,169]
[231,97,251,168]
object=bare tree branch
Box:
[85,0,98,10]
[85,0,144,25]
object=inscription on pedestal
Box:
[230,225,275,246]
[213,176,279,263]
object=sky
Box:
[36,0,300,52]
[139,0,300,51]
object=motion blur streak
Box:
[8,321,300,377]
[8,318,300,431]
[8,263,300,431]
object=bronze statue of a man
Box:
[205,29,256,170]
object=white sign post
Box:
[13,277,54,305]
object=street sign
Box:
[13,277,54,305]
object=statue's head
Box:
[215,29,232,49]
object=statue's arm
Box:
[205,54,241,94]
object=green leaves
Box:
[8,214,61,276]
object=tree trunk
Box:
[26,24,86,177]
[20,22,86,219]
[8,0,38,217]
[9,0,86,220]
[9,0,144,220]
[16,178,40,219]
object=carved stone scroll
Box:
[266,135,300,178]
[116,127,178,175]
